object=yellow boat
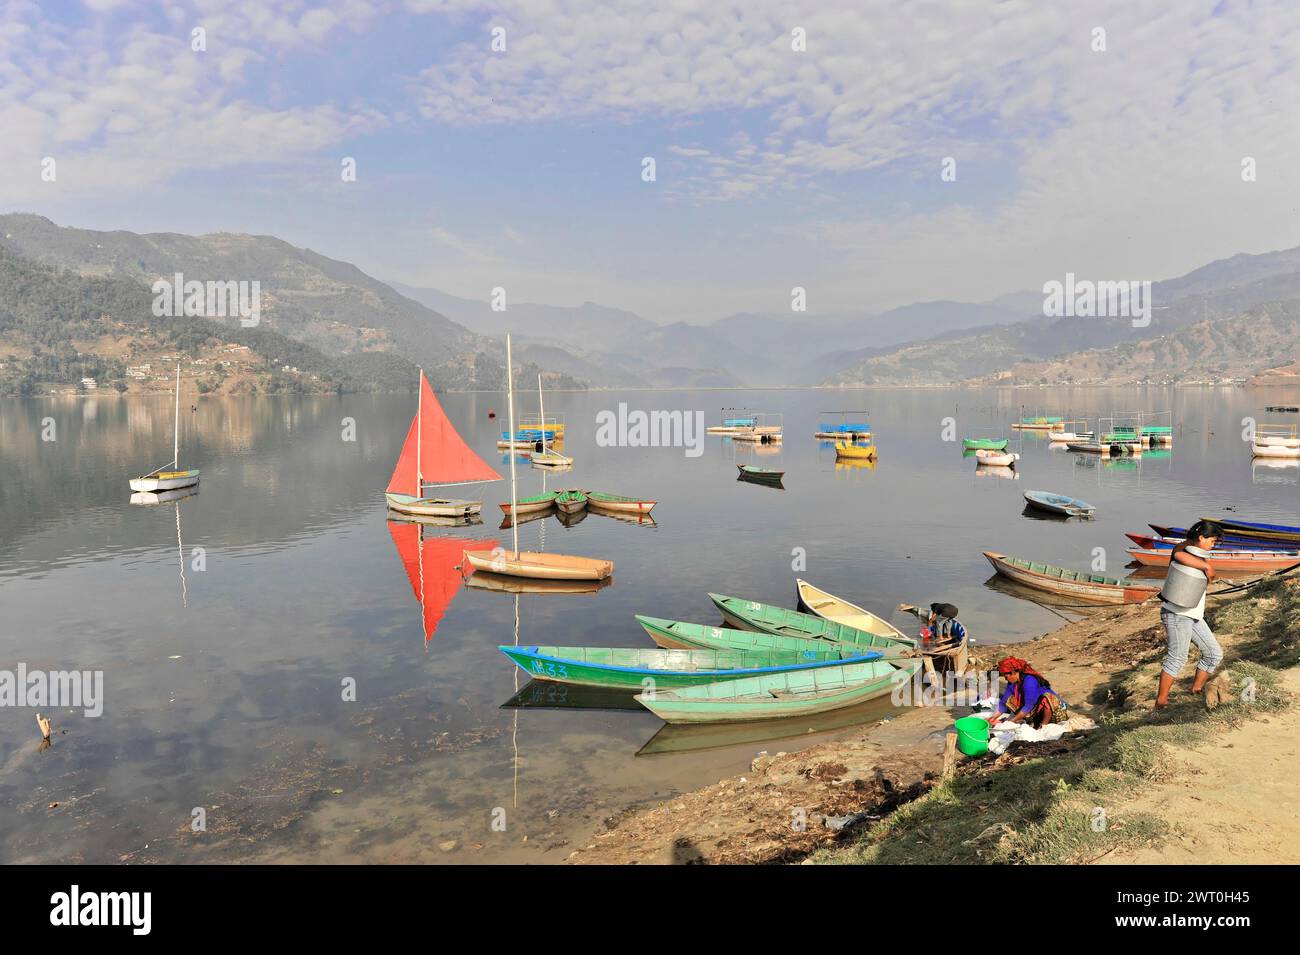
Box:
[834,441,876,460]
[795,579,913,644]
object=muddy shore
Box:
[568,584,1293,865]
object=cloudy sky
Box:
[3,0,1299,322]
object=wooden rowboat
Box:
[1125,532,1279,552]
[499,491,558,515]
[974,449,1019,467]
[794,579,915,645]
[834,442,876,460]
[497,644,880,690]
[635,616,914,659]
[737,464,784,481]
[1208,517,1300,546]
[463,548,612,581]
[983,552,1158,604]
[634,658,922,724]
[1126,548,1300,572]
[585,491,656,514]
[963,438,1008,451]
[554,490,588,514]
[708,592,920,649]
[1023,490,1095,517]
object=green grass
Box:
[810,579,1299,865]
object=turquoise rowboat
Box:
[707,593,920,648]
[963,438,1009,451]
[635,615,915,659]
[498,644,881,690]
[635,657,923,724]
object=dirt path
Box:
[570,603,1167,864]
[1099,667,1300,865]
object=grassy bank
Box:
[813,577,1299,865]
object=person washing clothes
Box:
[992,657,1067,728]
[1154,520,1225,710]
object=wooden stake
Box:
[942,732,958,779]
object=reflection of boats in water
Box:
[390,512,483,528]
[129,486,200,506]
[499,508,554,529]
[1253,458,1299,485]
[982,572,1098,614]
[465,571,611,596]
[556,507,587,528]
[636,694,901,757]
[387,520,497,642]
[975,465,1018,480]
[499,679,645,712]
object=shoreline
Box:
[567,577,1299,865]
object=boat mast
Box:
[416,369,423,495]
[506,335,519,557]
[173,361,181,467]
[537,373,547,455]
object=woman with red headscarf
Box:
[993,657,1067,728]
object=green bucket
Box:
[954,716,991,756]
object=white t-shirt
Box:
[1161,545,1209,620]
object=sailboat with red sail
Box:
[387,520,496,642]
[385,371,501,518]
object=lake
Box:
[1,385,1296,862]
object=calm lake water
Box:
[1,386,1297,863]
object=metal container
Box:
[1161,548,1209,607]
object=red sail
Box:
[387,372,500,495]
[387,521,497,641]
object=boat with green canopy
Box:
[963,438,1008,451]
[635,615,915,658]
[585,491,656,514]
[554,489,588,514]
[634,657,922,724]
[499,490,558,515]
[497,644,880,690]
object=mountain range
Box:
[3,212,1300,396]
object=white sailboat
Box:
[462,335,612,582]
[385,369,502,518]
[529,374,573,468]
[129,363,200,492]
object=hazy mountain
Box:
[0,214,582,391]
[827,248,1300,387]
[0,243,385,395]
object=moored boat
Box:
[737,464,784,482]
[129,363,200,493]
[709,592,919,649]
[585,491,656,514]
[1205,517,1300,546]
[1023,489,1095,517]
[1125,531,1280,552]
[463,549,612,580]
[635,615,914,658]
[974,449,1019,467]
[834,441,876,460]
[500,491,558,515]
[982,552,1159,604]
[498,644,881,690]
[1126,548,1300,572]
[554,489,588,514]
[794,579,916,645]
[1251,443,1300,459]
[385,370,500,518]
[634,658,922,724]
[962,438,1008,451]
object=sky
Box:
[3,0,1300,324]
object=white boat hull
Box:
[129,471,200,492]
[385,492,482,517]
[1252,443,1300,458]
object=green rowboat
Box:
[707,593,920,649]
[554,490,588,514]
[498,644,880,689]
[635,615,914,659]
[500,491,558,515]
[635,658,923,724]
[962,438,1009,451]
[737,465,784,481]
